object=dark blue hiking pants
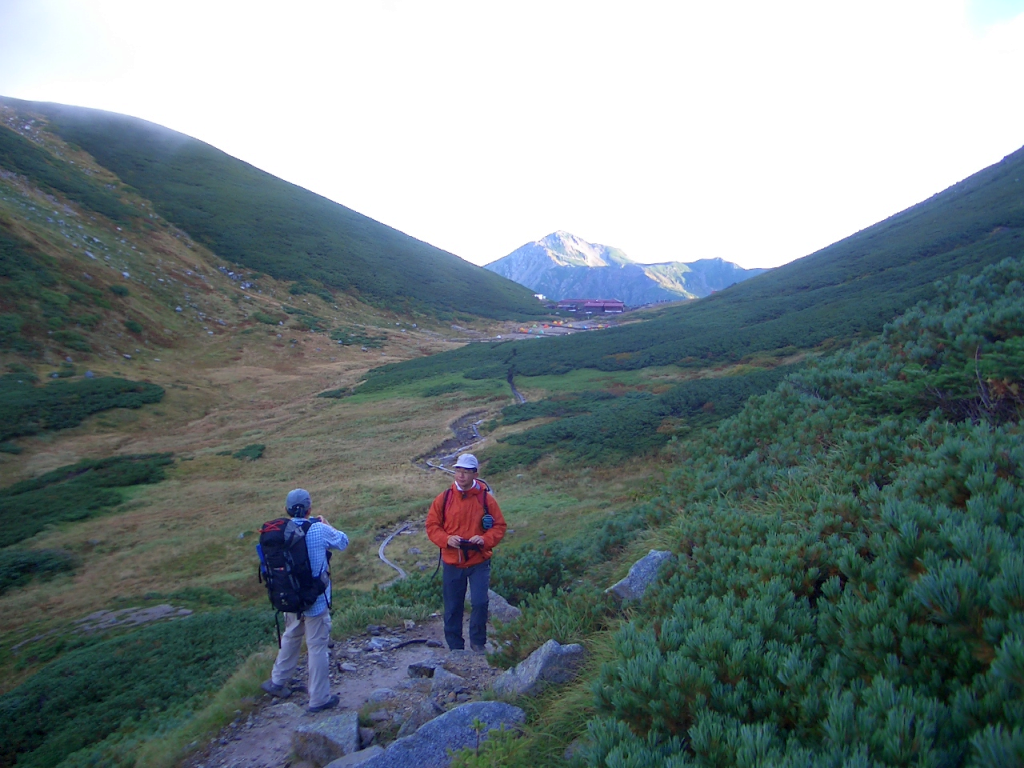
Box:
[442,560,490,650]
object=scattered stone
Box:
[487,590,521,624]
[425,639,444,648]
[293,712,359,764]
[365,637,393,652]
[404,619,416,630]
[369,710,391,723]
[325,745,385,767]
[408,661,437,678]
[356,702,525,768]
[407,547,421,555]
[359,727,377,748]
[368,688,396,703]
[430,667,465,694]
[605,550,673,602]
[339,662,358,673]
[492,639,586,697]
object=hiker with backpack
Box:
[425,453,507,652]
[258,488,348,712]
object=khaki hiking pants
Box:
[271,610,332,708]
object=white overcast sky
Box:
[1,0,1023,269]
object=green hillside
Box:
[361,143,1024,388]
[0,96,546,321]
[446,254,1024,767]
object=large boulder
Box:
[293,711,360,765]
[395,697,445,738]
[487,589,522,623]
[605,549,672,602]
[325,746,385,767]
[491,639,585,697]
[357,701,525,768]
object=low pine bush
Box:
[0,548,77,595]
[0,609,274,768]
[584,257,1024,767]
[0,454,173,548]
[0,375,165,441]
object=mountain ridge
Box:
[485,231,764,304]
[0,96,547,322]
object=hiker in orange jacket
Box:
[425,453,507,651]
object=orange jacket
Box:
[425,480,507,567]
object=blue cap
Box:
[285,488,311,516]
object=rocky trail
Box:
[185,616,503,768]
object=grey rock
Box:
[426,639,444,648]
[430,667,465,694]
[492,639,586,697]
[293,711,359,765]
[487,590,521,624]
[267,702,305,719]
[368,688,396,703]
[605,549,673,602]
[396,697,444,738]
[339,662,358,673]
[359,727,376,748]
[408,661,437,678]
[325,746,385,767]
[357,702,525,768]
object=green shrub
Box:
[251,311,279,325]
[0,454,173,548]
[124,319,143,333]
[0,442,22,454]
[330,327,386,348]
[490,585,615,669]
[108,285,129,297]
[0,375,165,441]
[421,381,463,397]
[0,609,274,768]
[490,541,588,606]
[584,256,1024,767]
[232,444,265,461]
[0,548,77,595]
[51,330,91,351]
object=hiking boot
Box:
[307,694,340,713]
[471,643,486,654]
[260,679,292,698]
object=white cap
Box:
[454,453,479,470]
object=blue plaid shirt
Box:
[298,518,348,617]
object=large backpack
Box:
[257,518,329,616]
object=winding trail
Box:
[378,523,410,584]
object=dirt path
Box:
[186,617,501,768]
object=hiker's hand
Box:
[448,535,462,548]
[468,535,484,546]
[314,515,326,524]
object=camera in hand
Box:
[458,538,483,551]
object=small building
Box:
[582,300,624,314]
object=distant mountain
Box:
[361,142,1024,392]
[0,96,546,321]
[484,231,765,305]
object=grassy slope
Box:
[360,142,1024,389]
[0,96,546,321]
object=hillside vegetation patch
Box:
[0,454,173,548]
[0,375,165,441]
